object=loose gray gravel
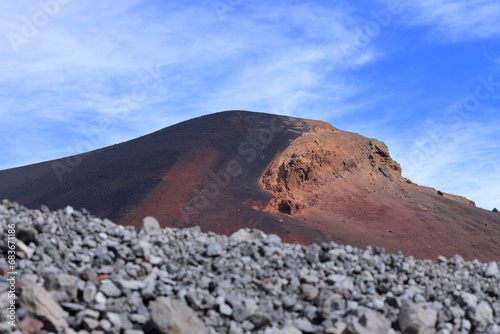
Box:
[0,199,499,334]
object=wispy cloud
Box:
[391,113,500,210]
[0,1,379,169]
[1,0,498,212]
[394,0,500,41]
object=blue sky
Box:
[0,0,499,210]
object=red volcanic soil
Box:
[1,111,499,261]
[260,118,499,261]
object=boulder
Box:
[149,297,206,334]
[21,285,68,332]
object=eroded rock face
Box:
[258,117,499,261]
[261,121,403,216]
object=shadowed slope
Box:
[1,111,498,261]
[0,111,328,243]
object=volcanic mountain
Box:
[1,111,499,261]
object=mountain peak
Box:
[1,111,498,261]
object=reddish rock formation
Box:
[0,111,498,261]
[259,118,498,261]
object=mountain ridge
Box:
[1,110,498,261]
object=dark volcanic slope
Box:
[1,110,499,261]
[0,111,327,243]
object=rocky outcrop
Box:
[258,116,499,261]
[262,121,403,216]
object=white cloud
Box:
[394,120,500,210]
[0,0,498,215]
[0,1,382,169]
[394,0,500,41]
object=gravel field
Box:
[0,199,499,334]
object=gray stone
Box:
[473,300,493,325]
[141,216,161,235]
[83,283,97,303]
[487,324,500,333]
[118,279,146,290]
[21,285,68,332]
[99,319,112,331]
[17,240,35,259]
[485,262,499,277]
[150,296,206,334]
[149,255,163,265]
[106,312,122,328]
[295,318,317,333]
[220,303,233,316]
[302,274,320,284]
[328,275,354,291]
[293,303,304,312]
[461,319,472,331]
[65,205,75,215]
[459,292,478,308]
[318,290,342,316]
[45,274,79,302]
[453,269,470,280]
[327,321,348,334]
[81,317,99,330]
[248,313,272,330]
[206,241,223,257]
[230,228,267,242]
[81,309,100,319]
[130,314,148,324]
[274,327,302,334]
[303,305,317,321]
[80,268,98,282]
[229,321,244,334]
[243,298,258,314]
[95,291,107,304]
[347,300,359,310]
[266,234,282,244]
[233,305,251,322]
[326,274,347,285]
[399,303,437,334]
[141,280,156,299]
[99,279,122,297]
[301,283,319,301]
[348,310,392,334]
[60,302,86,312]
[304,244,321,263]
[282,294,297,309]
